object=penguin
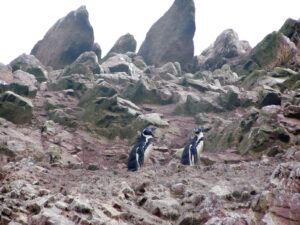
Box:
[127,127,156,171]
[181,127,204,166]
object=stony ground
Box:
[1,82,300,224]
[0,150,278,225]
[1,96,299,224]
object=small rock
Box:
[171,183,185,195]
[87,164,99,171]
[69,197,92,214]
[55,201,69,211]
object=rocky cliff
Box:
[31,6,95,70]
[0,2,300,225]
[138,0,195,70]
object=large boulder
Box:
[258,86,282,108]
[11,70,38,97]
[63,51,101,75]
[195,29,251,71]
[138,0,195,70]
[51,73,92,98]
[103,33,137,60]
[279,18,300,49]
[9,54,48,82]
[31,6,94,69]
[255,162,300,225]
[124,78,176,105]
[0,91,33,124]
[1,69,38,98]
[241,32,297,74]
[92,42,102,60]
[174,92,224,115]
[0,63,13,84]
[101,54,143,78]
[82,95,144,139]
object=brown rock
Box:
[31,6,94,69]
[138,0,195,69]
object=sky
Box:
[0,0,300,65]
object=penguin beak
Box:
[150,127,156,137]
[150,127,156,132]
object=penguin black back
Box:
[181,127,204,166]
[127,127,155,171]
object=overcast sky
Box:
[0,0,299,64]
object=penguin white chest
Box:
[144,143,153,162]
[196,141,203,157]
[196,132,204,157]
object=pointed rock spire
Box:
[31,6,94,69]
[138,0,195,70]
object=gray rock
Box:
[157,62,180,77]
[0,91,33,124]
[133,56,148,70]
[279,18,300,50]
[82,95,143,139]
[69,197,92,214]
[0,140,26,158]
[92,42,102,60]
[144,197,181,220]
[101,54,143,78]
[283,103,300,119]
[12,70,38,97]
[217,85,241,110]
[103,33,137,60]
[212,64,239,85]
[124,78,176,105]
[0,63,13,84]
[31,6,94,69]
[196,29,251,71]
[51,73,93,97]
[137,113,169,127]
[174,92,223,115]
[138,0,195,69]
[31,208,75,225]
[241,32,297,74]
[258,86,281,108]
[64,51,101,75]
[1,65,38,97]
[48,108,77,128]
[9,54,48,82]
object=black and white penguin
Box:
[127,127,156,171]
[181,127,204,166]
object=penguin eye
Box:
[194,127,202,134]
[143,129,152,135]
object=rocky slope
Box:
[0,1,300,224]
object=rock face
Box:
[279,18,300,50]
[63,51,101,75]
[0,64,39,98]
[138,0,195,69]
[0,63,13,83]
[1,5,300,225]
[9,54,48,82]
[31,6,94,69]
[242,32,297,73]
[237,19,300,74]
[194,29,252,71]
[0,91,33,124]
[103,33,137,60]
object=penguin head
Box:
[194,127,202,134]
[194,127,204,140]
[142,127,156,137]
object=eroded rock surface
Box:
[31,6,94,69]
[138,0,195,69]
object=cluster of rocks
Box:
[1,145,299,224]
[0,0,300,224]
